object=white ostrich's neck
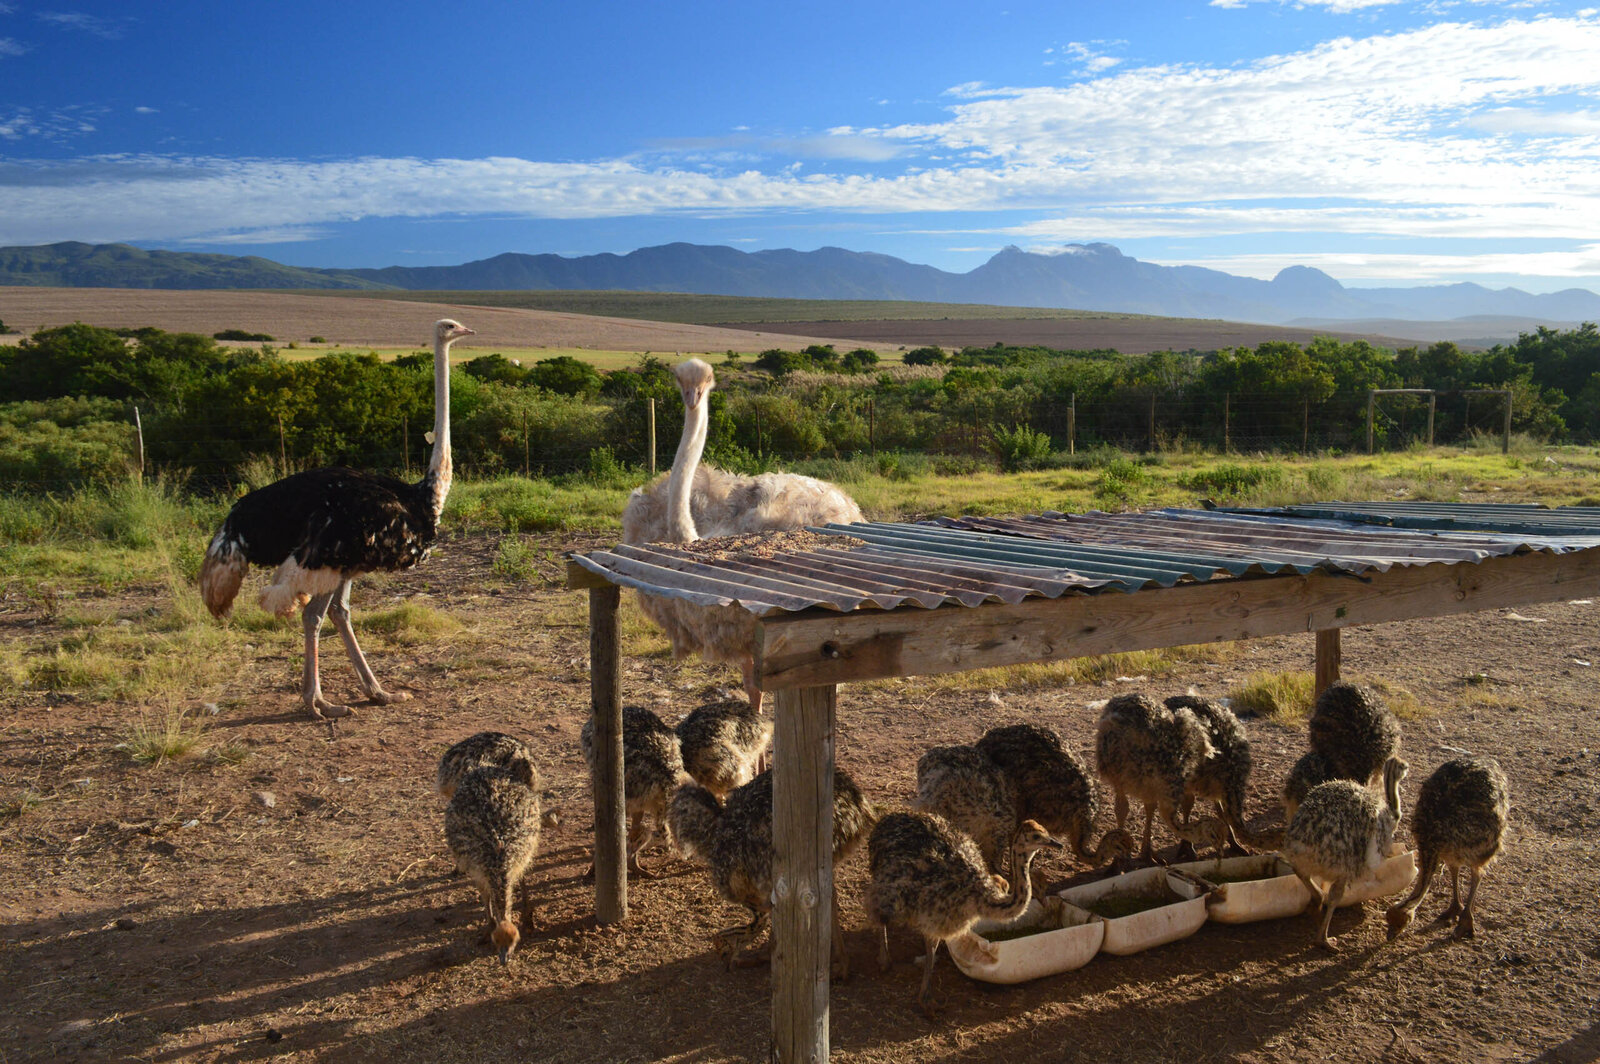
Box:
[666,396,708,542]
[426,334,454,521]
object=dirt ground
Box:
[2,530,1599,1063]
[0,289,860,353]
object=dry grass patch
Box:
[357,603,465,645]
[116,705,209,765]
[889,644,1231,694]
[1229,670,1316,726]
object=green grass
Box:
[356,603,464,645]
[117,706,209,765]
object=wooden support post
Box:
[588,585,627,925]
[132,405,145,483]
[1366,390,1376,454]
[1068,392,1076,455]
[647,397,657,476]
[1502,389,1513,454]
[1315,628,1342,697]
[523,409,530,477]
[1427,394,1436,448]
[771,684,836,1064]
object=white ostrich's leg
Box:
[327,579,411,705]
[300,591,352,719]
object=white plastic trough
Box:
[1170,850,1418,924]
[1056,866,1209,956]
[954,897,1105,984]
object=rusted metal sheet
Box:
[567,506,1600,619]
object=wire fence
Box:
[3,388,1519,495]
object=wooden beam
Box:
[756,548,1600,691]
[1314,628,1342,696]
[771,684,836,1064]
[567,559,613,590]
[588,585,627,925]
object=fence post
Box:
[1502,389,1512,454]
[1148,394,1156,453]
[1068,392,1076,456]
[522,409,530,477]
[648,397,657,476]
[1427,394,1436,447]
[278,413,288,475]
[1302,398,1310,453]
[1223,393,1230,454]
[1366,390,1376,454]
[867,398,875,456]
[755,404,763,456]
[132,405,145,483]
[402,412,409,476]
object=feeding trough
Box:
[954,897,1105,984]
[1056,865,1209,956]
[1171,850,1417,923]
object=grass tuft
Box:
[118,706,208,765]
[357,603,464,644]
[1229,670,1316,725]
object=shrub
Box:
[527,355,603,398]
[214,329,274,342]
[1177,462,1286,496]
[842,348,879,373]
[992,423,1054,471]
[904,345,947,366]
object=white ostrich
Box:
[199,318,474,719]
[620,358,862,708]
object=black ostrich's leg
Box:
[328,579,411,705]
[300,591,352,719]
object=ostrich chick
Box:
[1095,694,1226,862]
[437,731,537,800]
[865,813,1063,1017]
[1166,694,1256,856]
[1386,756,1509,941]
[580,704,687,876]
[973,724,1135,876]
[914,744,1019,874]
[676,699,773,800]
[444,761,544,965]
[1308,681,1403,786]
[668,768,875,977]
[1283,756,1408,951]
[1283,749,1340,823]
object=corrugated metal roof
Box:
[1215,501,1600,540]
[568,505,1600,619]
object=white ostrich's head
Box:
[434,318,475,344]
[674,358,715,411]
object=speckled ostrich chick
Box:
[1309,682,1403,786]
[865,812,1063,1017]
[436,731,537,800]
[1283,749,1340,822]
[675,699,773,800]
[914,744,1019,874]
[444,760,544,965]
[1095,694,1226,861]
[1165,694,1255,855]
[668,768,875,976]
[973,723,1134,873]
[1386,756,1509,941]
[1283,756,1408,951]
[580,704,686,875]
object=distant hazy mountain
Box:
[0,241,391,290]
[4,239,1598,326]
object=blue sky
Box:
[3,1,1600,292]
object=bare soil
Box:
[716,318,1426,356]
[0,289,868,353]
[3,531,1599,1063]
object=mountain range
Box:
[3,239,1598,327]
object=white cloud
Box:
[0,36,23,57]
[37,11,124,38]
[1163,244,1600,284]
[2,13,1599,267]
[1210,0,1406,10]
[134,105,158,115]
[180,227,330,245]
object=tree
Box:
[842,348,879,373]
[526,355,603,398]
[904,345,947,366]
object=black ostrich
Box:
[199,318,474,719]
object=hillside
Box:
[0,242,392,291]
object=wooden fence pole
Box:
[278,413,288,475]
[1427,394,1436,447]
[523,409,530,477]
[589,585,627,925]
[1302,398,1310,453]
[1148,394,1156,453]
[402,413,410,476]
[1223,393,1230,454]
[867,398,875,456]
[1068,392,1076,455]
[1502,390,1513,454]
[1315,629,1342,696]
[132,405,145,483]
[1366,390,1376,454]
[647,397,657,476]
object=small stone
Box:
[255,791,276,808]
[115,917,137,931]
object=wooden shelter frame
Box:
[568,541,1600,1062]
